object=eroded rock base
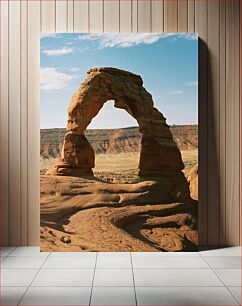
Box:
[40,175,198,252]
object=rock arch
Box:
[47,67,184,177]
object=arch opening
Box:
[88,99,138,130]
[86,99,141,183]
[47,67,184,178]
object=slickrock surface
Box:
[40,175,198,252]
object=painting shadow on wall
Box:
[198,38,221,249]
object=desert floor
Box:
[40,149,198,175]
[40,150,198,252]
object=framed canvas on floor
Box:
[40,33,198,252]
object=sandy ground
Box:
[40,150,198,252]
[40,176,198,252]
[40,150,198,174]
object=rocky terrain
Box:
[40,125,198,159]
[40,67,198,252]
[40,174,198,252]
[186,163,198,201]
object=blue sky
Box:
[40,33,198,129]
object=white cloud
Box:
[69,67,82,72]
[78,33,166,48]
[40,33,59,39]
[174,33,198,41]
[40,67,75,90]
[78,33,198,48]
[170,90,183,95]
[186,81,198,87]
[42,47,74,56]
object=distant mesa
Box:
[46,67,184,178]
[40,125,198,159]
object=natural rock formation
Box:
[40,125,198,159]
[186,164,198,201]
[40,175,198,252]
[46,132,94,176]
[47,67,184,177]
[170,125,198,150]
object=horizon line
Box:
[40,124,198,130]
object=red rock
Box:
[49,67,184,177]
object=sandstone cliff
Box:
[40,125,198,159]
[186,163,198,201]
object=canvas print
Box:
[40,33,198,252]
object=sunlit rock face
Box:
[47,67,184,177]
[43,67,198,252]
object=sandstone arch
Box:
[47,67,184,177]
